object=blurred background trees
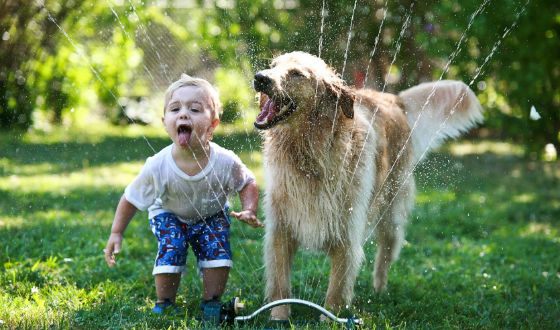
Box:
[1,0,558,158]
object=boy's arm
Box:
[104,195,138,267]
[230,181,263,228]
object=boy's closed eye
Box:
[167,103,180,112]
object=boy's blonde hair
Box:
[163,74,222,120]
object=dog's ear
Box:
[326,83,355,119]
[338,87,355,119]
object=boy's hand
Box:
[104,233,123,267]
[230,210,264,228]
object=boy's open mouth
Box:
[177,124,192,147]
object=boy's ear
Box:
[211,118,220,130]
[207,118,220,138]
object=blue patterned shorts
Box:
[149,210,232,275]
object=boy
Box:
[103,74,263,317]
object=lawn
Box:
[1,123,559,329]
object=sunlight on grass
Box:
[415,190,456,204]
[447,140,524,156]
[0,162,143,193]
[0,284,93,328]
[512,193,536,203]
[0,214,26,228]
[1,209,107,229]
[23,121,167,145]
[520,222,559,241]
[0,161,59,176]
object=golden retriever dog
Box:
[253,51,482,319]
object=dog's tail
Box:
[399,80,483,162]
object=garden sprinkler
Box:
[208,297,363,328]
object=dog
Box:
[253,51,483,319]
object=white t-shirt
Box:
[124,142,255,224]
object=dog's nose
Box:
[254,72,272,92]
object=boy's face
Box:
[163,86,220,151]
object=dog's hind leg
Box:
[264,224,298,320]
[373,181,414,292]
[373,219,404,292]
[325,243,364,312]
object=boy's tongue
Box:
[178,130,191,147]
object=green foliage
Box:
[0,0,87,129]
[194,0,559,156]
[0,125,559,328]
[214,68,255,123]
[92,30,144,124]
[0,1,150,129]
[2,1,558,156]
[421,0,560,156]
[0,69,33,130]
[34,46,85,124]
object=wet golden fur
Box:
[255,51,483,319]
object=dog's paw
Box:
[373,275,388,293]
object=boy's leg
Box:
[150,213,189,305]
[202,267,230,300]
[189,210,233,302]
[155,273,182,302]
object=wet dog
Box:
[253,51,482,319]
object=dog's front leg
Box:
[325,243,364,313]
[264,223,298,320]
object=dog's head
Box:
[253,51,355,130]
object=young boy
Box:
[103,74,263,317]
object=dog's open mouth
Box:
[254,93,296,130]
[177,124,192,147]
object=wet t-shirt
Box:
[124,142,255,224]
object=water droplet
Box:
[529,105,541,120]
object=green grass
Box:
[1,124,559,329]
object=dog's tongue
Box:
[178,130,191,147]
[256,94,278,124]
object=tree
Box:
[0,0,91,129]
[419,0,559,155]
